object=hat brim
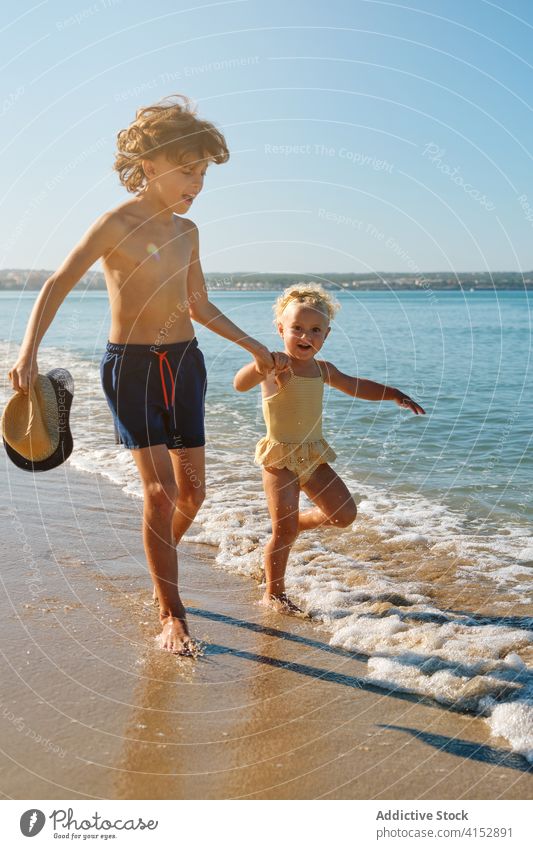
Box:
[3,368,74,472]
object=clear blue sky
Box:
[2,0,533,273]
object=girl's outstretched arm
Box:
[320,361,426,415]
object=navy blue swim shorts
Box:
[100,338,207,450]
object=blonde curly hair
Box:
[274,283,340,323]
[114,94,229,194]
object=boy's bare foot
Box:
[158,615,196,656]
[260,592,308,618]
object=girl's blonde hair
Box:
[114,94,229,194]
[274,283,340,323]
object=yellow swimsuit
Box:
[255,362,336,486]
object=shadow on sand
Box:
[190,606,533,773]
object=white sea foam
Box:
[2,341,532,763]
[487,699,533,764]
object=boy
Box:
[8,95,274,655]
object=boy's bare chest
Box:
[108,222,192,287]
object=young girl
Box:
[234,283,425,615]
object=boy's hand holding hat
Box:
[8,356,39,395]
[2,369,75,472]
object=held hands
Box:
[251,342,276,377]
[271,351,291,389]
[251,344,291,387]
[8,357,38,395]
[392,389,426,415]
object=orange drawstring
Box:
[154,351,175,410]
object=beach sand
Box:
[1,456,531,800]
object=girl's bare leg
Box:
[261,466,302,613]
[299,464,357,531]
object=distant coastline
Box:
[1,269,532,291]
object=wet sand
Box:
[0,455,531,800]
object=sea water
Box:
[1,288,532,762]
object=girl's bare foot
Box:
[158,615,196,656]
[260,592,308,617]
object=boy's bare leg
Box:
[261,467,303,614]
[299,464,358,531]
[150,446,206,602]
[131,444,192,654]
[170,444,206,542]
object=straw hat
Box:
[2,368,74,472]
